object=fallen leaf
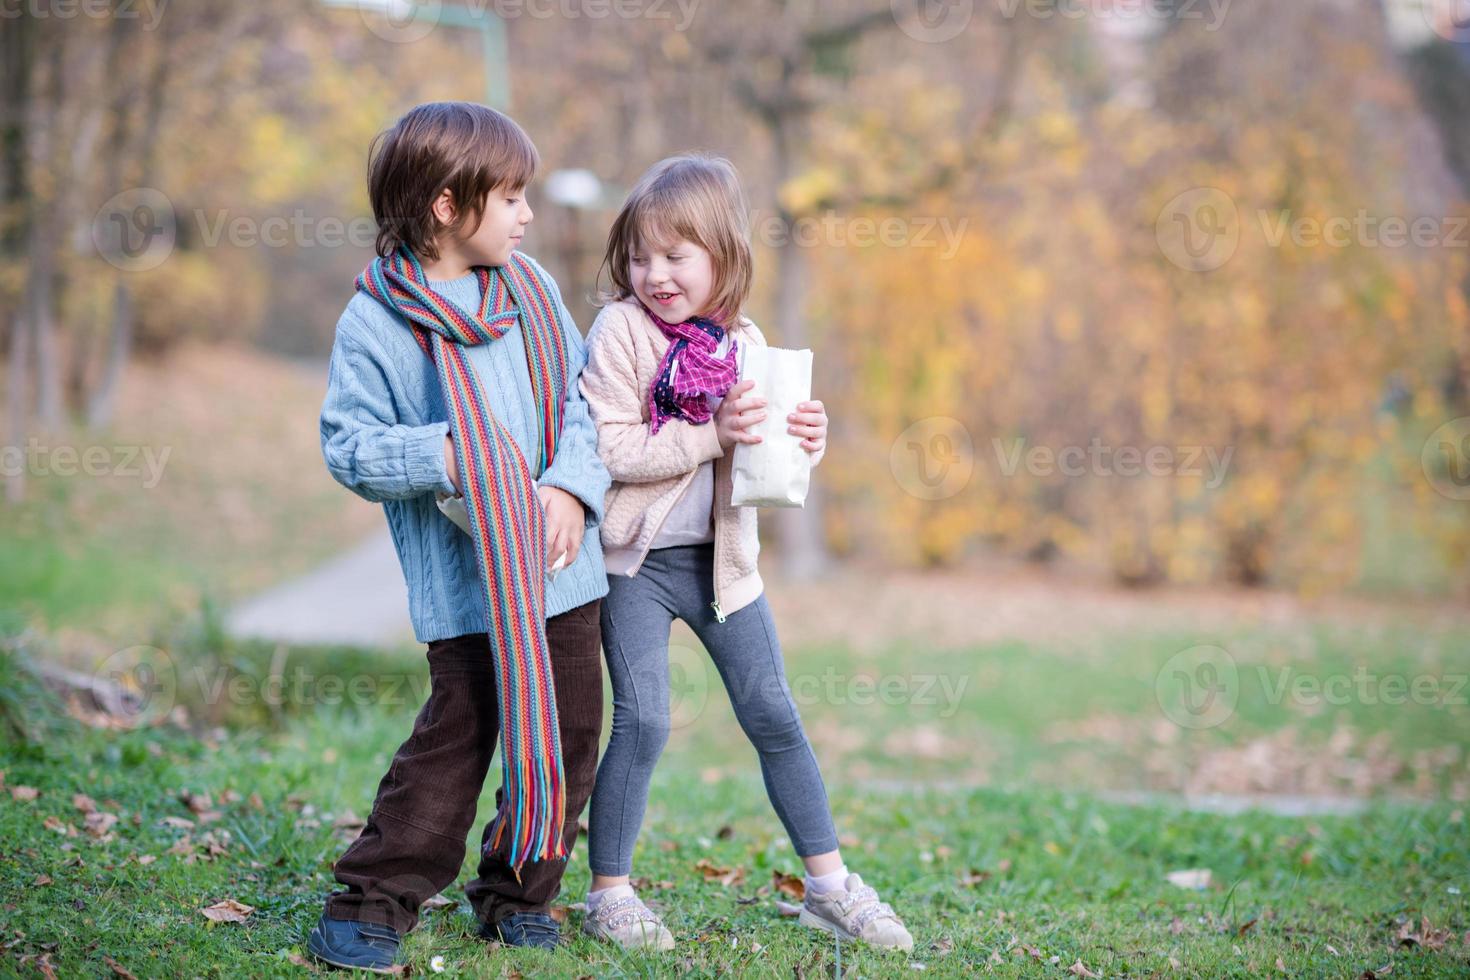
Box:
[1237,917,1258,937]
[85,812,119,838]
[1067,961,1101,979]
[421,893,456,911]
[716,825,734,840]
[771,870,805,901]
[959,868,991,887]
[1166,869,1213,890]
[1170,917,1186,935]
[72,794,97,814]
[694,858,745,887]
[200,899,254,924]
[103,955,138,979]
[548,905,568,923]
[774,900,802,917]
[160,816,194,830]
[33,874,51,886]
[10,786,39,802]
[136,855,156,866]
[181,792,212,814]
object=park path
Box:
[226,529,416,648]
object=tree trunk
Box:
[768,113,832,580]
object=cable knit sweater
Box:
[579,300,824,622]
[319,254,611,643]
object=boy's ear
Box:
[431,188,458,228]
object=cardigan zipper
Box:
[710,454,727,622]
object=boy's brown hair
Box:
[368,101,539,261]
[598,154,754,326]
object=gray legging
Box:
[588,542,840,876]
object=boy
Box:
[307,102,611,971]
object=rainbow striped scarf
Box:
[356,247,570,873]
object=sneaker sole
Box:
[582,922,675,951]
[798,909,913,951]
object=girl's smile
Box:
[631,238,714,323]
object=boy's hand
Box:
[715,379,766,451]
[536,484,585,569]
[787,400,827,454]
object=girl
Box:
[576,154,913,952]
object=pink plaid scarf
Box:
[644,305,740,435]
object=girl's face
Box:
[629,236,715,323]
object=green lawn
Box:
[2,615,1467,978]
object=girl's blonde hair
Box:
[597,154,753,326]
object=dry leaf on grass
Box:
[103,955,139,979]
[774,900,803,917]
[11,786,39,802]
[85,812,119,838]
[1397,915,1451,950]
[694,858,745,887]
[1067,961,1101,979]
[72,794,97,814]
[200,899,254,923]
[771,870,804,901]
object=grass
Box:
[1,617,1468,978]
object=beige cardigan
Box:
[580,300,824,621]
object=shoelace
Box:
[842,884,899,934]
[594,895,662,930]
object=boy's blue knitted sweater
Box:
[319,253,610,643]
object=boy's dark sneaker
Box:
[479,910,562,949]
[307,912,403,973]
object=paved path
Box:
[225,530,416,648]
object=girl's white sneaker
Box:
[799,873,914,950]
[582,892,675,950]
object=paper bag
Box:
[731,345,814,508]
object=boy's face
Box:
[438,183,533,268]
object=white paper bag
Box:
[731,345,814,508]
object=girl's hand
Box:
[715,379,766,451]
[537,485,585,569]
[788,400,827,453]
